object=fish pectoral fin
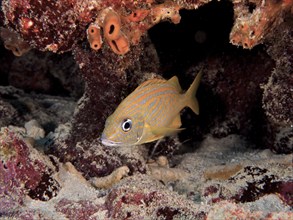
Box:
[136,123,163,145]
[170,114,182,128]
[150,125,184,137]
[137,123,184,145]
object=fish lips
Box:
[100,135,121,147]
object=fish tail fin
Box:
[184,69,202,115]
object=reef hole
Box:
[148,0,235,150]
[148,0,234,77]
[148,0,275,151]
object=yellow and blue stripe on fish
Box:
[101,70,202,147]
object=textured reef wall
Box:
[0,0,292,219]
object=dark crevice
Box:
[149,0,234,78]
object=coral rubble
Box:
[1,130,291,219]
[105,174,204,219]
[175,134,293,208]
[91,166,130,189]
[147,156,190,183]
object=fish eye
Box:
[121,119,132,132]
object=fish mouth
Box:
[101,137,121,147]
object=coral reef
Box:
[0,27,30,56]
[261,17,293,153]
[0,0,212,56]
[262,15,293,127]
[0,45,82,98]
[0,86,76,131]
[1,0,94,53]
[230,0,293,49]
[191,48,275,146]
[0,128,59,213]
[0,0,292,218]
[1,127,292,219]
[1,0,195,54]
[2,0,291,55]
[50,134,147,180]
[86,1,182,54]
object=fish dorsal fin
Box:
[136,78,166,90]
[167,76,182,93]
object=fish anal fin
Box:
[167,76,182,93]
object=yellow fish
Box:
[101,71,202,146]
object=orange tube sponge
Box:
[125,9,150,22]
[151,4,181,25]
[107,32,130,55]
[87,24,103,51]
[103,9,121,40]
[230,1,292,49]
[89,38,103,51]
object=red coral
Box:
[0,130,45,189]
[2,0,95,52]
[0,129,59,213]
[277,181,293,207]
